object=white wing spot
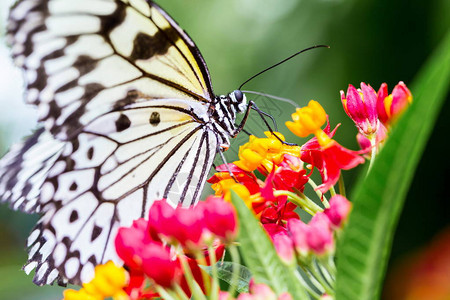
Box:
[65,257,80,279]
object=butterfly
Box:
[0,0,251,286]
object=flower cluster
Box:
[205,81,410,299]
[115,197,236,299]
[64,197,237,300]
[61,81,411,300]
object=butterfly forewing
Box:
[1,0,226,286]
[7,0,213,139]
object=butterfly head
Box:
[229,90,247,113]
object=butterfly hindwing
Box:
[19,101,217,285]
[0,128,64,213]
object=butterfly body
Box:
[0,0,248,285]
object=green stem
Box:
[300,265,325,294]
[307,178,328,204]
[367,134,378,173]
[227,245,241,298]
[338,176,346,198]
[293,269,322,299]
[173,284,192,300]
[155,286,179,300]
[309,260,334,296]
[179,254,207,300]
[194,250,211,295]
[208,244,219,300]
[274,190,323,215]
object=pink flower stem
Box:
[208,244,220,300]
[274,190,323,215]
[226,244,241,298]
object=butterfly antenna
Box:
[242,90,300,108]
[238,45,330,90]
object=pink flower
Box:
[140,242,182,288]
[288,214,334,257]
[201,196,238,243]
[264,224,295,265]
[377,81,412,126]
[324,195,352,228]
[341,83,379,136]
[278,293,293,300]
[148,200,205,249]
[115,218,182,289]
[249,281,277,300]
[307,213,334,255]
[115,218,153,270]
[287,218,310,258]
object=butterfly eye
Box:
[233,90,244,103]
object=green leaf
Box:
[230,191,308,299]
[202,262,252,293]
[335,30,450,300]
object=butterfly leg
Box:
[217,147,239,183]
[239,101,297,146]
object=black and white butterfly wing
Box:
[1,0,220,285]
[7,0,214,139]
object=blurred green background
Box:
[0,0,448,299]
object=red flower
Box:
[272,154,308,192]
[253,173,300,225]
[208,163,260,194]
[301,123,365,193]
[148,200,205,249]
[201,196,238,243]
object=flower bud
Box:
[202,196,238,244]
[377,81,412,126]
[324,195,352,228]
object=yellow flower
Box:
[63,261,129,300]
[234,132,300,173]
[286,100,327,138]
